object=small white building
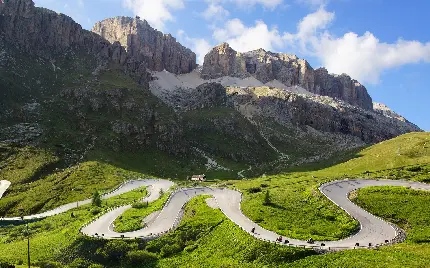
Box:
[191,174,206,182]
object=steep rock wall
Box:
[201,43,373,110]
[92,16,197,74]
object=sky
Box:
[34,0,430,131]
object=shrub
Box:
[97,240,134,261]
[160,243,182,257]
[263,190,271,205]
[91,207,102,215]
[0,261,15,268]
[68,258,92,268]
[123,250,158,266]
[131,202,148,209]
[88,264,104,268]
[406,166,422,172]
[35,261,63,268]
[248,187,262,193]
[184,244,198,252]
[92,191,102,207]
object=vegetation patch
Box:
[113,189,169,233]
[0,160,146,216]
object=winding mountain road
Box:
[0,180,11,199]
[1,178,429,250]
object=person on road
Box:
[251,227,255,233]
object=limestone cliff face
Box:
[201,43,373,110]
[0,0,151,85]
[226,86,420,144]
[0,0,107,55]
[92,17,197,74]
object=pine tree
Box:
[92,191,102,207]
[263,190,271,205]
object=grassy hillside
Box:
[0,145,151,216]
[316,132,430,176]
[288,185,430,268]
[0,132,429,267]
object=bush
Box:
[0,261,14,268]
[160,243,182,257]
[88,264,104,268]
[36,261,63,268]
[248,187,262,193]
[263,190,271,205]
[96,240,135,261]
[68,258,92,268]
[123,250,158,266]
[406,166,422,172]
[131,202,148,209]
[184,244,198,252]
[91,207,102,215]
[92,191,102,207]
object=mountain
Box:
[92,16,196,74]
[201,43,372,110]
[0,0,422,178]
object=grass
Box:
[0,127,429,267]
[352,186,430,243]
[182,107,278,165]
[234,175,359,241]
[0,159,149,216]
[315,132,430,177]
[113,190,169,233]
[0,183,150,266]
[288,185,430,267]
[0,145,59,185]
[156,196,317,268]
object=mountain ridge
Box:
[0,0,423,178]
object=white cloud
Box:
[229,0,284,9]
[194,39,213,65]
[205,0,283,11]
[122,0,184,30]
[297,0,329,8]
[282,8,430,84]
[202,3,230,20]
[177,30,213,65]
[77,0,84,8]
[213,19,283,52]
[296,8,334,39]
[316,32,430,84]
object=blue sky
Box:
[34,0,430,131]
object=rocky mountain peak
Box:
[201,43,373,110]
[0,0,34,17]
[92,16,197,74]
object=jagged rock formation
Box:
[226,86,420,144]
[0,0,423,175]
[0,0,106,56]
[201,43,373,110]
[373,102,408,122]
[92,17,197,74]
[0,0,150,85]
[170,83,419,144]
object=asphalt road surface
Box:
[2,178,430,250]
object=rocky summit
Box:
[0,0,422,177]
[201,43,373,110]
[92,16,197,74]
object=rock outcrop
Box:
[92,16,197,74]
[226,86,420,144]
[201,43,373,110]
[0,0,150,85]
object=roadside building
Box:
[191,174,206,182]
